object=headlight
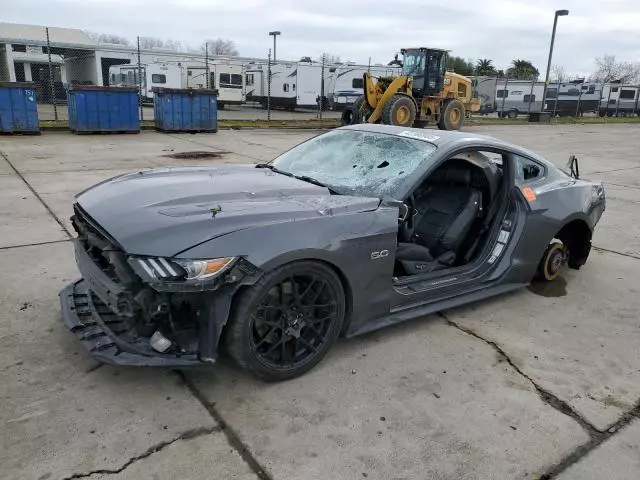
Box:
[130,256,236,283]
[173,257,236,281]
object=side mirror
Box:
[567,155,580,179]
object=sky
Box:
[5,0,640,77]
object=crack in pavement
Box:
[177,371,273,480]
[59,426,220,479]
[439,312,601,437]
[440,312,640,479]
[0,239,71,250]
[593,246,640,261]
[0,151,72,238]
[539,401,640,479]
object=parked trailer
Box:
[598,84,640,117]
[544,81,602,116]
[183,60,244,108]
[245,61,332,111]
[109,63,182,103]
[325,64,401,110]
[472,76,498,115]
[109,60,245,108]
[495,80,545,118]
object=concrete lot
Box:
[1,124,640,480]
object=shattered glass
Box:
[271,130,437,198]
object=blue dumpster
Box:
[67,85,139,134]
[153,88,217,133]
[0,82,39,134]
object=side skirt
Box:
[345,281,526,338]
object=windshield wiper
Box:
[256,164,339,194]
[256,163,295,177]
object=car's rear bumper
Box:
[59,279,204,367]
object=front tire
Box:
[438,99,465,130]
[382,94,416,127]
[225,261,346,381]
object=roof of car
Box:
[339,124,553,167]
[339,123,491,145]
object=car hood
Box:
[75,165,380,257]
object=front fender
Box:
[178,207,400,330]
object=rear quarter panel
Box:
[507,175,604,282]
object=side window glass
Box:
[515,155,544,184]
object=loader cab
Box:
[401,48,447,98]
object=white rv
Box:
[244,62,324,110]
[544,81,602,116]
[108,63,182,102]
[109,60,245,107]
[495,80,545,117]
[599,84,639,116]
[183,60,245,108]
[326,64,401,110]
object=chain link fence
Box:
[1,26,639,123]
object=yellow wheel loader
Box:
[341,47,480,130]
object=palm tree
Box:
[475,59,496,76]
[507,59,540,80]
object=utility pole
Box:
[542,9,569,110]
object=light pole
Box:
[269,31,281,64]
[542,9,569,110]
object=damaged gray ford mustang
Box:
[60,124,605,380]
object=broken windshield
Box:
[270,129,437,198]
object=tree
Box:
[318,53,341,64]
[475,58,496,76]
[506,59,539,80]
[551,65,567,83]
[201,38,239,56]
[446,55,474,76]
[86,31,130,46]
[591,54,640,83]
[163,39,183,52]
[138,36,165,50]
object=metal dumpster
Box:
[67,85,139,133]
[153,88,217,133]
[0,82,39,134]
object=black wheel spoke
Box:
[263,336,284,356]
[304,323,324,343]
[255,325,280,348]
[299,277,319,302]
[299,335,319,353]
[308,312,337,324]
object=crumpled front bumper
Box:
[59,279,204,367]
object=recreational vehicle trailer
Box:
[108,63,182,102]
[325,64,401,110]
[183,60,244,108]
[495,80,545,117]
[598,84,639,116]
[472,76,498,115]
[544,81,602,116]
[109,60,245,107]
[245,61,332,110]
[245,67,265,104]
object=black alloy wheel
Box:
[226,261,345,381]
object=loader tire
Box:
[340,106,359,125]
[382,94,416,127]
[438,99,465,130]
[353,95,373,123]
